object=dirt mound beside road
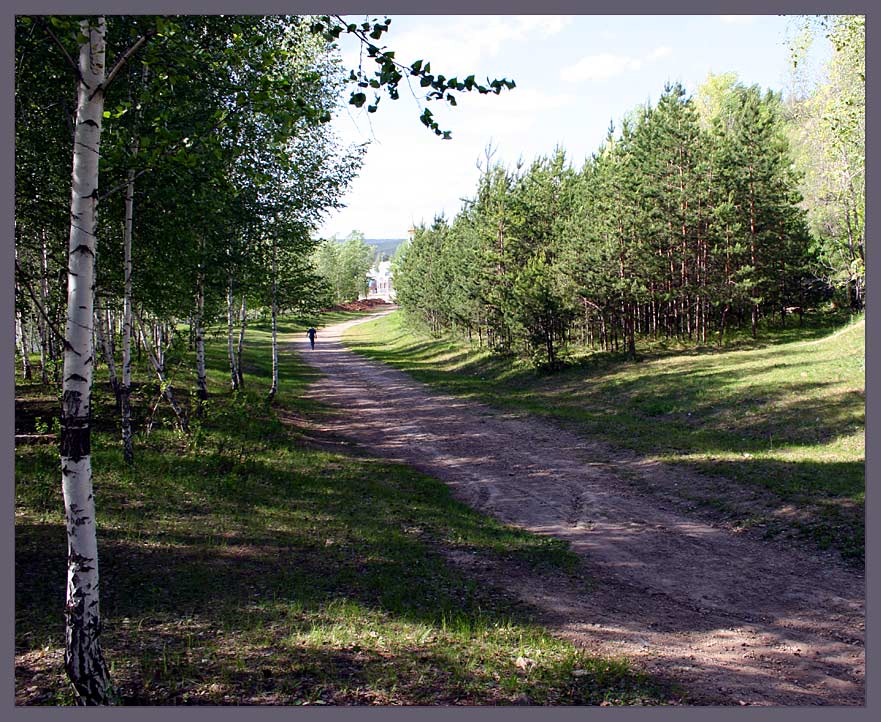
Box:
[329,299,395,312]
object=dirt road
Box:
[295,311,865,706]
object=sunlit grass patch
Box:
[345,311,865,563]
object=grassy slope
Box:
[15,313,676,706]
[344,312,865,563]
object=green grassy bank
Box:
[344,311,865,564]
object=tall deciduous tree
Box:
[60,17,113,704]
[788,15,865,308]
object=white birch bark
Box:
[93,297,119,409]
[227,278,238,390]
[60,17,112,705]
[39,232,51,383]
[135,313,189,434]
[16,311,33,379]
[268,238,279,401]
[157,324,165,373]
[106,308,115,359]
[120,154,136,464]
[195,271,208,408]
[236,295,247,388]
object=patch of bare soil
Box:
[292,312,865,706]
[328,299,395,312]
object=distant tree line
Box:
[395,38,864,369]
[312,231,375,304]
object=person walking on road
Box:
[307,327,317,350]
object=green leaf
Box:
[351,92,367,108]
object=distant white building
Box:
[365,259,396,301]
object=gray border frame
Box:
[5,1,873,719]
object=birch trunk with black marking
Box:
[13,241,31,379]
[268,238,279,402]
[93,297,120,410]
[157,324,165,373]
[236,294,247,388]
[60,17,112,706]
[120,157,136,464]
[194,272,208,410]
[227,278,238,390]
[37,314,49,383]
[135,313,189,434]
[106,308,115,359]
[39,232,52,384]
[16,310,33,380]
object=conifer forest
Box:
[394,17,864,368]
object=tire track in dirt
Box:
[294,312,864,706]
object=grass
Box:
[343,310,865,564]
[15,311,678,705]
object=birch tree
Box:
[59,17,112,705]
[17,14,516,704]
[48,15,153,704]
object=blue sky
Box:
[318,14,828,239]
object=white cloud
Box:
[561,45,673,82]
[465,86,575,115]
[561,53,642,81]
[647,46,673,62]
[720,15,756,25]
[363,15,573,76]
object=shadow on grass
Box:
[15,517,667,706]
[14,457,670,706]
[349,320,864,483]
[15,431,580,644]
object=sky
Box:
[317,14,827,240]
